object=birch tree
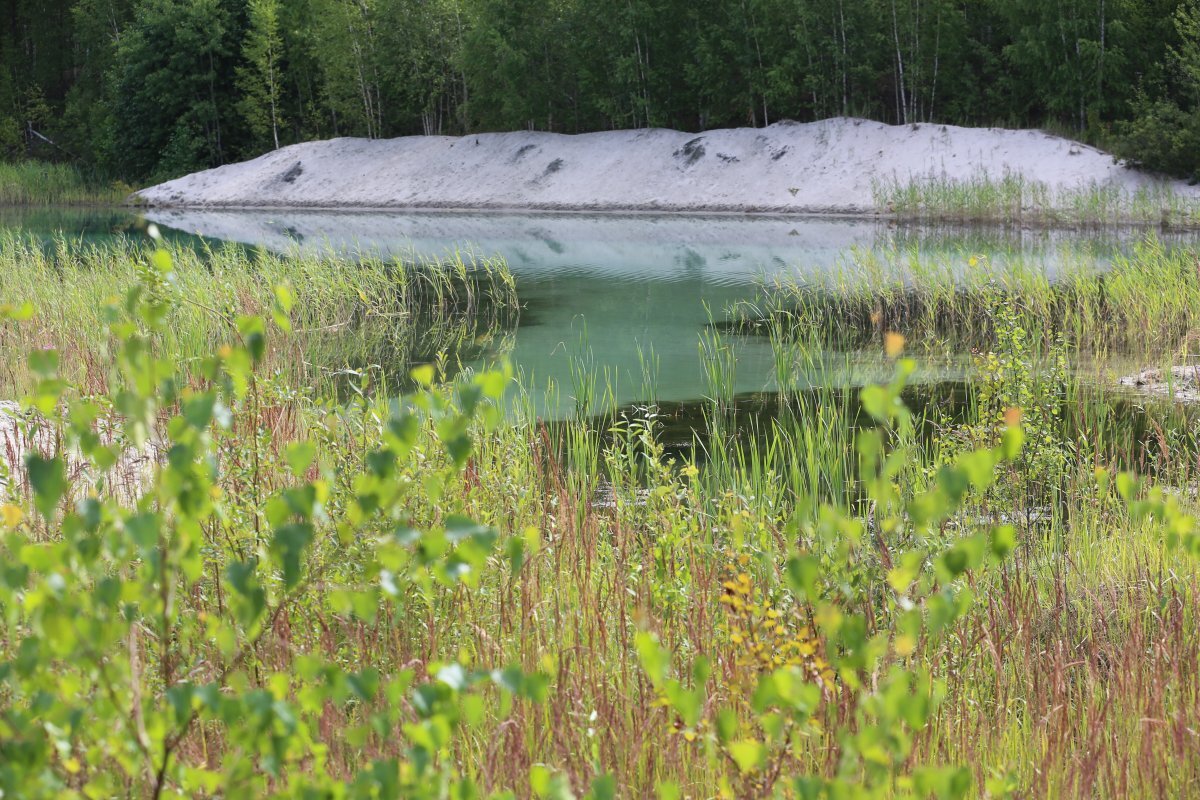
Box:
[238,0,284,150]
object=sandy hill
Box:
[135,117,1190,214]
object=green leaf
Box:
[236,315,267,364]
[444,433,472,467]
[728,739,764,773]
[587,774,616,800]
[1116,471,1139,501]
[656,782,681,800]
[989,525,1017,559]
[635,632,669,683]
[25,455,65,520]
[785,554,820,601]
[285,440,317,478]
[150,248,173,273]
[346,669,380,702]
[0,301,35,321]
[183,392,216,430]
[271,523,314,589]
[27,348,58,378]
[411,364,435,386]
[226,560,266,625]
[860,384,891,423]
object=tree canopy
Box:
[1,0,1198,181]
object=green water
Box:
[2,205,1136,415]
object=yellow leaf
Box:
[411,364,435,386]
[0,504,22,529]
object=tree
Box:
[239,0,285,151]
[111,0,242,180]
[308,0,385,138]
[1117,0,1200,176]
[1000,0,1130,130]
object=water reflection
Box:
[5,205,1136,416]
[145,209,1128,414]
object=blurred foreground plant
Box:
[0,237,547,799]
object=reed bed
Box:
[249,321,1200,797]
[0,233,519,395]
[737,234,1200,360]
[873,171,1200,227]
[0,161,129,206]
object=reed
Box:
[0,233,519,395]
[873,171,1200,228]
[745,233,1200,360]
[0,161,129,206]
[4,229,1200,798]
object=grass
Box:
[0,233,519,395]
[260,300,1200,796]
[0,161,131,206]
[3,233,1200,796]
[733,233,1200,361]
[873,170,1200,227]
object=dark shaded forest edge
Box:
[5,0,1200,186]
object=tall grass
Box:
[0,161,130,206]
[741,234,1200,360]
[0,234,519,394]
[302,319,1200,796]
[873,170,1200,227]
[4,230,1200,796]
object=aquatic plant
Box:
[0,162,129,207]
[3,227,1200,797]
[0,233,519,395]
[743,234,1200,359]
[873,171,1200,227]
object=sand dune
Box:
[135,117,1192,214]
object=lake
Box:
[0,205,1151,419]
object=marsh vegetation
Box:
[2,217,1200,798]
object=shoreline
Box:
[134,201,1200,234]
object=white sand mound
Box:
[135,117,1192,213]
[1119,366,1200,403]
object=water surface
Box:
[4,206,1135,415]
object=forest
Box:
[4,0,1200,183]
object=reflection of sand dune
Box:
[148,209,885,283]
[149,209,1111,287]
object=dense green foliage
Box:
[2,0,1200,181]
